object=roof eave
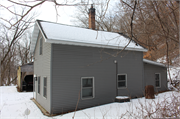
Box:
[30,22,39,54]
[46,38,148,52]
[30,20,48,54]
[143,59,169,68]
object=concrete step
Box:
[115,96,130,102]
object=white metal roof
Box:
[143,59,167,67]
[30,20,148,53]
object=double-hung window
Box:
[38,77,40,94]
[118,74,127,88]
[39,38,42,55]
[43,77,47,98]
[155,73,161,88]
[81,77,94,99]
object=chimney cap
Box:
[91,4,93,8]
[89,4,95,14]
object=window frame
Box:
[38,76,40,94]
[81,77,95,100]
[117,74,127,89]
[155,73,161,88]
[43,77,47,98]
[39,37,43,55]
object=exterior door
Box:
[33,76,37,99]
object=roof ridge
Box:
[36,19,126,35]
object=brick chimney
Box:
[88,4,95,30]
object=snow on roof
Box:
[30,20,148,53]
[143,59,167,67]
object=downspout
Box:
[116,62,118,96]
[114,60,118,96]
[142,59,145,96]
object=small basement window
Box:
[38,77,40,94]
[155,73,161,88]
[43,77,47,98]
[81,77,94,99]
[118,74,127,88]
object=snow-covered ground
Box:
[168,66,180,81]
[0,86,179,119]
[157,56,180,81]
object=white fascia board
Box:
[46,38,148,52]
[30,21,48,54]
[30,23,39,54]
[143,59,168,67]
[36,21,48,42]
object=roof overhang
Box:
[30,21,47,54]
[46,38,148,52]
[143,59,168,68]
[30,22,39,54]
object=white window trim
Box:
[117,74,127,89]
[81,77,95,100]
[38,76,40,94]
[155,73,161,88]
[43,77,47,99]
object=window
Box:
[39,38,42,55]
[118,74,127,88]
[81,77,94,99]
[38,77,40,94]
[43,77,47,98]
[155,73,161,88]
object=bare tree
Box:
[0,29,18,85]
[72,0,116,32]
[17,30,33,65]
[119,0,179,60]
[119,0,179,84]
[0,0,91,86]
[0,6,35,85]
[0,0,93,28]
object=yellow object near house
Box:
[17,66,21,91]
[17,62,34,92]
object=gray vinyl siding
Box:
[34,32,51,113]
[117,52,144,98]
[51,44,144,114]
[144,63,167,92]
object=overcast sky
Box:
[35,1,117,25]
[35,2,77,25]
[1,0,119,26]
[0,0,79,25]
